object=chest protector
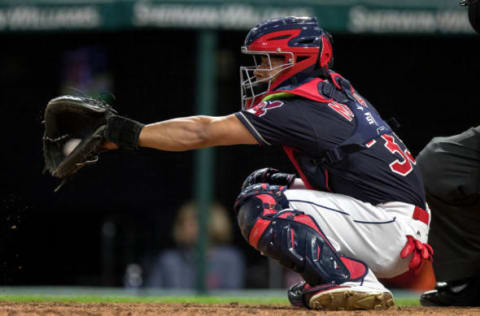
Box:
[265,71,396,191]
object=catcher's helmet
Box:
[240,16,333,109]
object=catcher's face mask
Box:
[240,49,293,110]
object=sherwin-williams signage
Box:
[0,0,473,34]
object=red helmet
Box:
[240,16,334,109]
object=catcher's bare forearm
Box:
[137,114,257,151]
[139,116,215,151]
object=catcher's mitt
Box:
[42,95,117,191]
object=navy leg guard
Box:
[235,183,368,286]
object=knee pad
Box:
[234,183,289,243]
[234,184,368,286]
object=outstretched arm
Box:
[105,114,257,151]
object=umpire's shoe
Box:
[420,278,480,306]
[288,281,394,310]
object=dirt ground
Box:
[0,302,480,316]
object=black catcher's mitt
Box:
[42,95,117,190]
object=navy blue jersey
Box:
[235,96,426,209]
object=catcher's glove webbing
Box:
[42,95,144,191]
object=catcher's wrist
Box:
[105,115,145,150]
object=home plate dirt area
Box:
[0,302,479,316]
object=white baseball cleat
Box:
[288,267,395,311]
[308,284,394,310]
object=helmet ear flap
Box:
[319,34,334,74]
[325,32,334,69]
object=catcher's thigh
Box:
[284,189,429,278]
